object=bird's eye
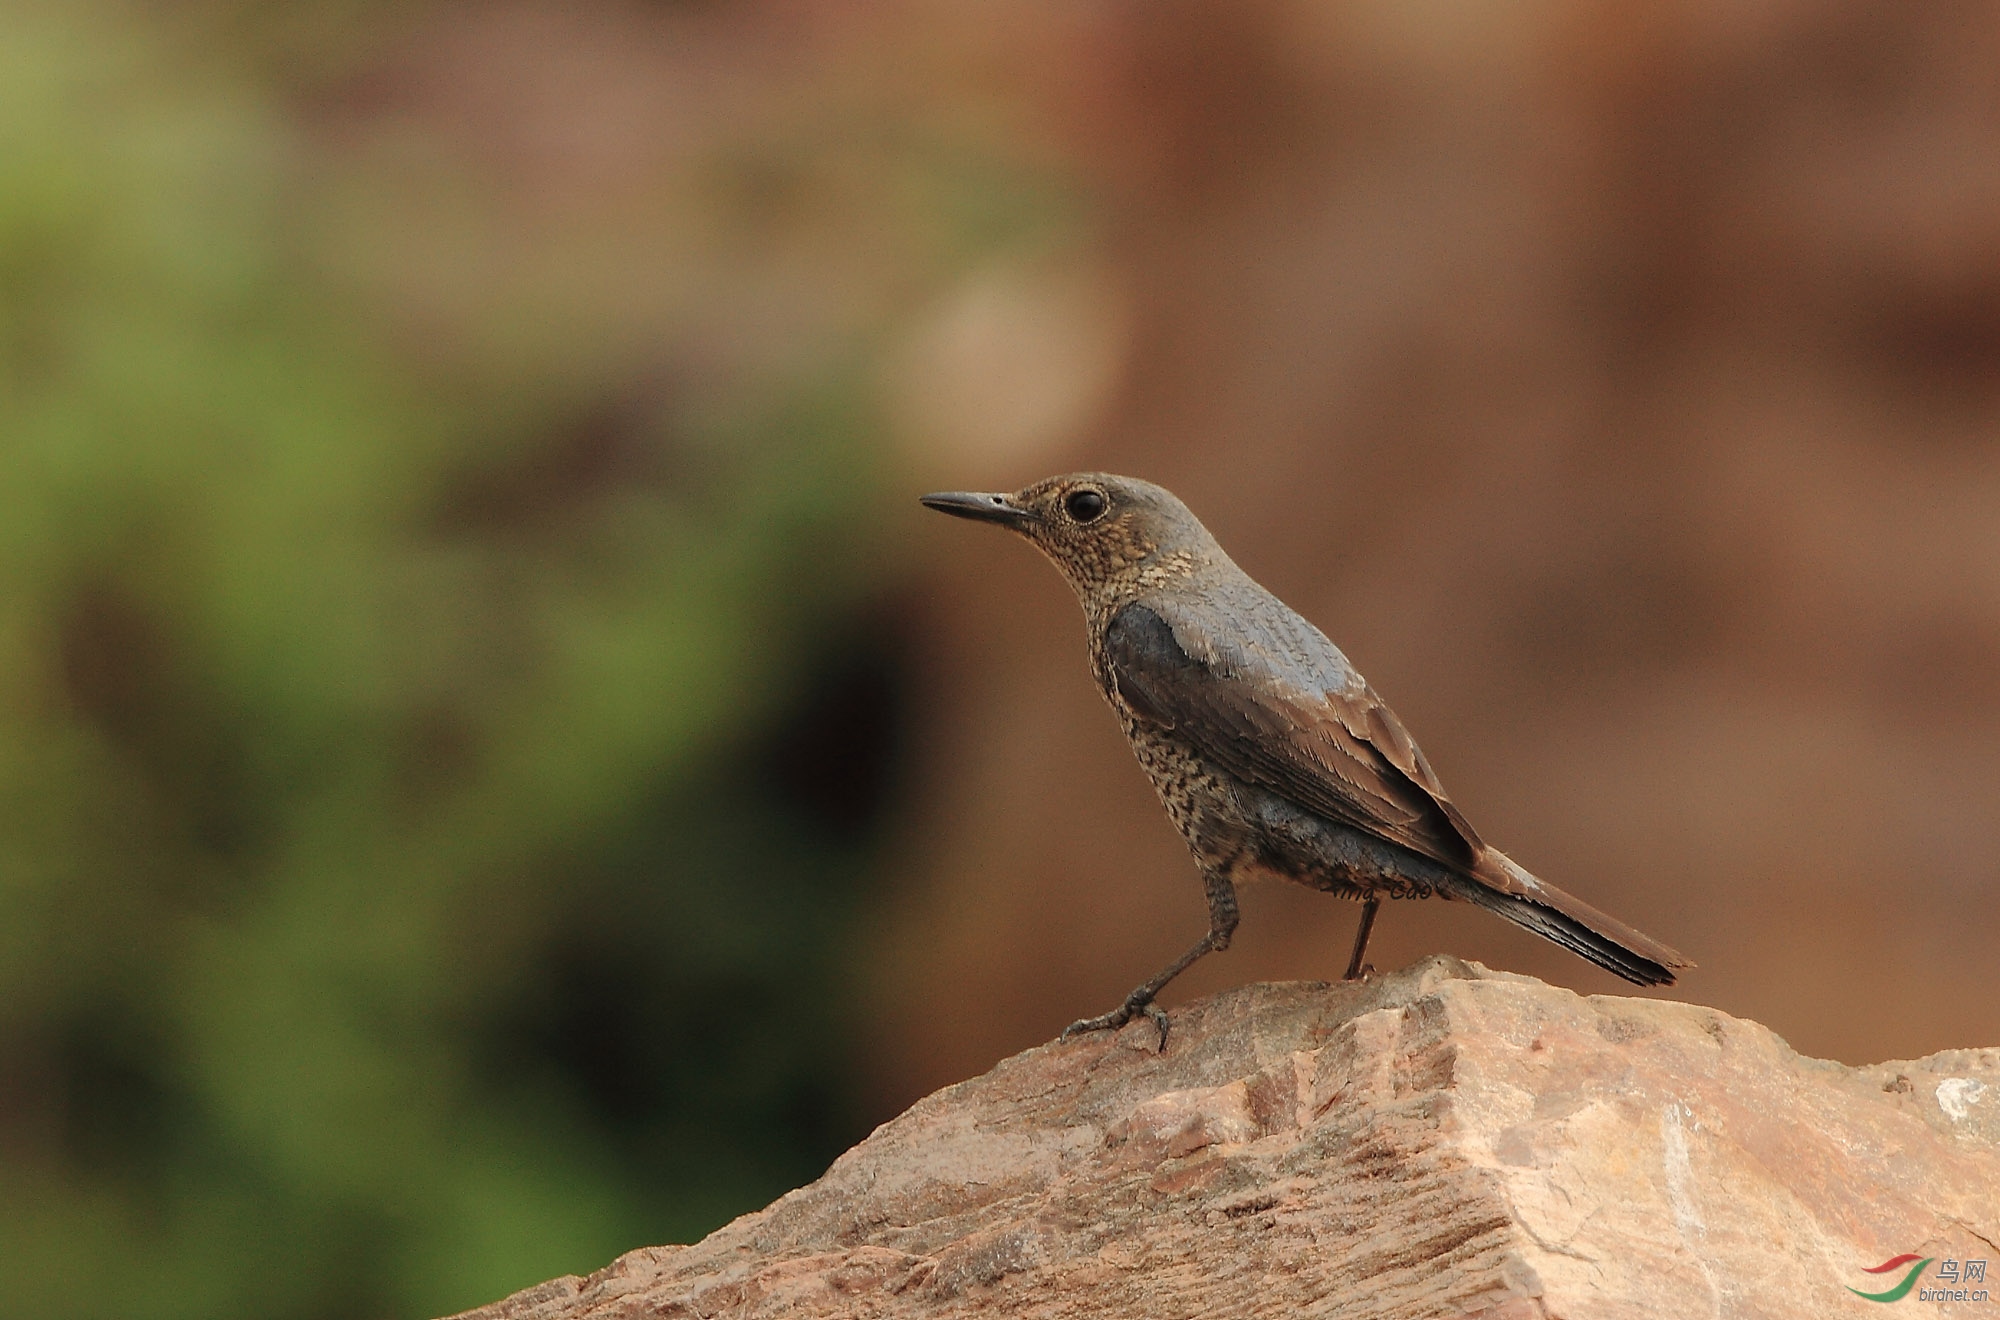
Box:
[1064,488,1108,523]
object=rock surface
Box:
[453,958,2000,1319]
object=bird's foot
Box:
[1342,962,1376,982]
[1062,993,1172,1052]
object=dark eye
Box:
[1064,488,1107,523]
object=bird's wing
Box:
[1103,600,1483,868]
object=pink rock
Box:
[449,957,2000,1319]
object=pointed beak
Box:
[919,490,1036,529]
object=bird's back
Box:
[1147,569,1363,700]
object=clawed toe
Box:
[1061,996,1172,1052]
[1060,1009,1124,1039]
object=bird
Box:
[921,473,1689,1048]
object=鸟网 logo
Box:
[1848,1253,1991,1304]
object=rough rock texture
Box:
[454,959,2000,1319]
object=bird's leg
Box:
[1063,867,1240,1052]
[1343,895,1380,981]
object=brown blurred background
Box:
[3,1,1998,1316]
[864,0,2000,1108]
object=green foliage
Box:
[0,7,903,1317]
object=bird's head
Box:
[920,473,1224,606]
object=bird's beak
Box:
[919,490,1036,529]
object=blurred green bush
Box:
[0,6,921,1317]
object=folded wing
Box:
[1102,601,1482,869]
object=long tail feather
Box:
[1447,851,1692,987]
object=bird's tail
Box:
[1445,850,1691,988]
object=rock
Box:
[450,958,2000,1319]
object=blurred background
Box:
[3,0,1998,1316]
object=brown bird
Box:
[923,473,1689,1046]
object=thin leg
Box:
[1063,866,1240,1053]
[1343,895,1380,981]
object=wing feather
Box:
[1104,602,1481,868]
